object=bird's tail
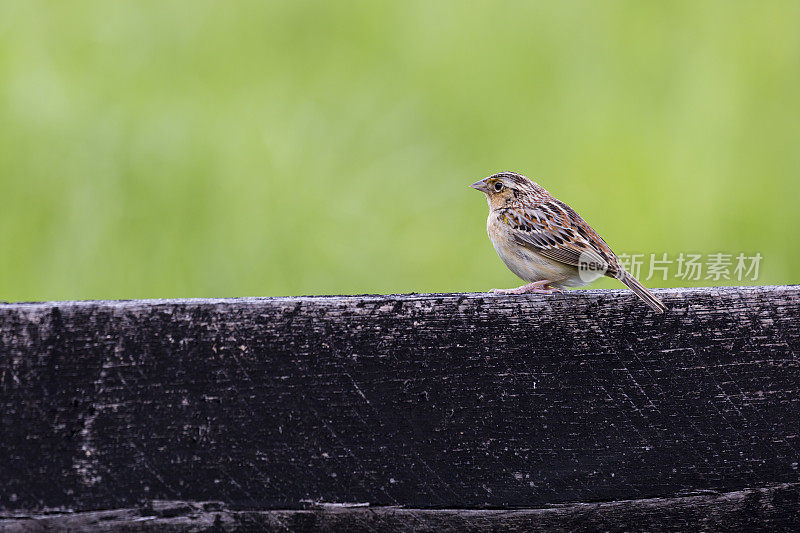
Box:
[617,270,667,313]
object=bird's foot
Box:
[489,281,562,294]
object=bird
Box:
[470,171,667,313]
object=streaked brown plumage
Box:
[471,171,667,313]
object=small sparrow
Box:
[471,171,667,313]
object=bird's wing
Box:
[498,199,621,276]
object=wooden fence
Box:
[1,286,798,531]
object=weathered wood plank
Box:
[1,286,799,513]
[2,484,799,532]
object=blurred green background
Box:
[1,1,798,301]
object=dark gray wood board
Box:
[1,286,799,515]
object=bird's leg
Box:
[490,280,563,294]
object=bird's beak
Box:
[470,179,488,193]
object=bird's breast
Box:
[486,212,583,285]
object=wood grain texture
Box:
[1,286,799,516]
[2,485,799,532]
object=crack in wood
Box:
[1,484,798,532]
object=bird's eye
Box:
[493,181,504,192]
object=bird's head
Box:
[470,171,543,209]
